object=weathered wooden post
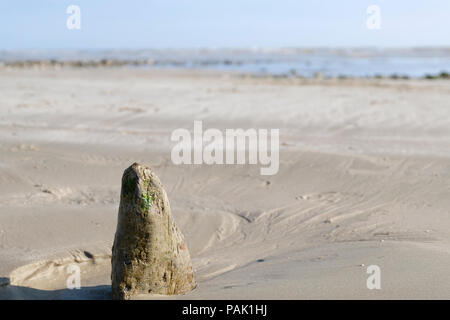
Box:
[111,163,196,300]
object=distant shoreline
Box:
[1,48,450,79]
[1,58,449,80]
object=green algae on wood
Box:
[141,193,154,212]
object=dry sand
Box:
[0,68,449,299]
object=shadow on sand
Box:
[0,278,111,300]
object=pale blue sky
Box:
[1,0,449,49]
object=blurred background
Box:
[1,0,449,78]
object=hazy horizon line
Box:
[2,46,450,52]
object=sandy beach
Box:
[0,67,449,299]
